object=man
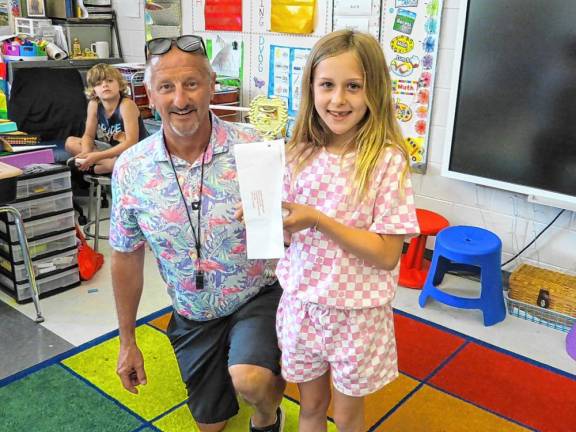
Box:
[109,35,285,432]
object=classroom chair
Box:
[399,208,449,289]
[418,225,506,326]
[83,174,111,252]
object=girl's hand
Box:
[78,152,100,171]
[282,201,321,234]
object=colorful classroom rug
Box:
[1,308,575,432]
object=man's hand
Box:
[234,202,244,222]
[117,342,147,394]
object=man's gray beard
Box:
[170,120,199,138]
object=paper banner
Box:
[271,0,316,34]
[205,0,242,32]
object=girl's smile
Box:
[313,51,368,149]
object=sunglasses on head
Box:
[145,35,207,60]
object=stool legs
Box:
[419,252,440,308]
[419,254,506,326]
[83,176,110,253]
[1,206,44,323]
[400,234,431,289]
[479,256,506,326]
[405,234,427,269]
[94,182,102,252]
[87,179,95,223]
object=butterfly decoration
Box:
[253,77,265,89]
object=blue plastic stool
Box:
[418,225,506,326]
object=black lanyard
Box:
[166,145,207,290]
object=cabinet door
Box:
[144,1,181,41]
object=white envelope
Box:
[334,0,372,16]
[234,139,285,259]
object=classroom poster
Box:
[268,45,310,117]
[381,0,443,173]
[205,34,244,79]
[333,0,381,40]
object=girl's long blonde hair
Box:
[287,30,409,201]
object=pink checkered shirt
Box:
[276,146,420,309]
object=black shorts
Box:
[166,281,282,424]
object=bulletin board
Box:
[381,0,443,173]
[190,0,443,172]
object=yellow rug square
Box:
[154,397,337,431]
[363,374,420,428]
[374,385,531,431]
[63,325,187,420]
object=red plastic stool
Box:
[399,208,449,289]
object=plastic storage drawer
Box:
[0,229,76,263]
[0,248,77,283]
[8,191,73,220]
[0,210,75,241]
[16,170,71,200]
[0,266,80,302]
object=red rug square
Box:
[394,313,466,380]
[430,343,576,432]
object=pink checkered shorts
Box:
[276,293,399,397]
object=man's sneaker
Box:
[249,406,284,432]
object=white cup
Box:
[91,41,110,59]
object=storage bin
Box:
[0,229,76,263]
[509,264,576,318]
[4,44,20,56]
[0,177,17,204]
[16,168,71,200]
[19,45,36,56]
[0,210,75,242]
[8,191,73,220]
[0,247,77,283]
[14,18,53,37]
[0,266,80,302]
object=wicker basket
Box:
[509,264,576,317]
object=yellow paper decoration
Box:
[271,0,316,34]
[249,95,288,139]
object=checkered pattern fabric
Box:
[276,147,420,309]
[277,294,398,397]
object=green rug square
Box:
[0,365,142,432]
[154,397,337,431]
[63,325,187,420]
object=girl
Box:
[65,63,148,175]
[276,30,420,432]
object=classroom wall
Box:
[113,0,576,276]
[415,0,576,276]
